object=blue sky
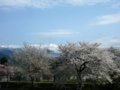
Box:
[0,0,120,50]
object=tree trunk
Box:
[7,76,9,88]
[31,77,34,90]
[77,74,82,90]
[18,77,21,83]
[54,75,55,82]
[77,83,82,90]
[7,76,8,82]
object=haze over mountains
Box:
[0,44,59,59]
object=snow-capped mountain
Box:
[0,44,59,59]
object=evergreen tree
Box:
[0,57,8,64]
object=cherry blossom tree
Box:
[0,64,14,82]
[6,64,14,82]
[108,46,120,63]
[107,47,120,81]
[55,42,119,90]
[0,64,7,76]
[13,67,24,83]
[11,42,52,88]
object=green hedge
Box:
[0,82,120,90]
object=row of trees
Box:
[0,41,120,90]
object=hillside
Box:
[0,48,14,59]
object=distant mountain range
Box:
[1,46,119,60]
[0,47,59,60]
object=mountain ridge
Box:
[0,47,59,60]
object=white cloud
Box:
[91,13,120,25]
[1,38,120,51]
[0,0,59,9]
[0,0,111,10]
[47,43,58,52]
[65,0,110,6]
[112,3,120,8]
[0,43,58,52]
[30,43,58,52]
[0,45,21,48]
[92,37,120,48]
[32,30,80,36]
